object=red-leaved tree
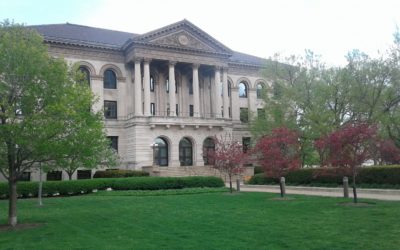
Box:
[253,127,301,197]
[376,139,400,165]
[315,122,377,203]
[211,134,247,193]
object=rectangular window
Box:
[257,108,265,119]
[240,108,248,123]
[151,103,155,116]
[242,137,251,153]
[107,136,118,152]
[189,105,194,117]
[104,101,117,119]
[150,76,154,92]
[188,79,193,95]
[229,107,231,118]
[166,79,169,93]
[18,172,31,182]
[47,171,62,181]
[77,170,92,180]
[176,104,179,116]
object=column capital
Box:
[169,61,177,66]
[192,63,200,69]
[134,58,142,64]
[143,58,152,63]
[222,66,229,72]
[214,65,222,71]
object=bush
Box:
[0,176,224,199]
[253,166,264,174]
[247,165,400,187]
[93,169,149,178]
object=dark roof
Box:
[230,51,268,66]
[31,22,267,66]
[30,23,137,49]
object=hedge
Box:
[0,176,224,199]
[93,169,149,178]
[248,165,400,186]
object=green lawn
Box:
[1,189,400,249]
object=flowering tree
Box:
[376,139,400,165]
[315,122,377,203]
[211,135,247,193]
[253,127,301,197]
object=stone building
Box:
[10,19,269,180]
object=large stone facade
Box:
[1,20,270,181]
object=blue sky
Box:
[1,0,400,66]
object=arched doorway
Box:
[203,138,215,165]
[179,137,193,166]
[154,137,168,166]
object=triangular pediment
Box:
[132,20,232,55]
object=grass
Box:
[1,189,400,249]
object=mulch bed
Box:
[337,202,375,207]
[0,223,44,232]
[270,197,295,201]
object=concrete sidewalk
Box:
[237,184,400,201]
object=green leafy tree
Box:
[0,21,114,227]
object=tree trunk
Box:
[68,172,73,180]
[229,174,233,193]
[8,179,18,227]
[38,165,43,206]
[352,173,358,203]
[279,177,286,198]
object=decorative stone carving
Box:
[149,31,216,52]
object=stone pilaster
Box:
[134,59,142,116]
[222,68,229,119]
[193,64,200,117]
[143,59,151,116]
[168,61,176,116]
[91,76,104,114]
[231,87,240,121]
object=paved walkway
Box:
[234,184,400,201]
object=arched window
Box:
[104,69,117,89]
[179,137,193,166]
[228,82,232,97]
[154,137,168,166]
[150,75,155,92]
[202,138,215,165]
[256,83,265,99]
[238,82,248,98]
[78,66,90,85]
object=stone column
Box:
[214,67,222,118]
[222,68,229,119]
[192,64,200,117]
[168,61,176,116]
[143,59,151,116]
[134,59,142,116]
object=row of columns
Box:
[133,58,230,119]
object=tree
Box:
[376,139,400,165]
[211,134,247,193]
[48,93,118,180]
[315,122,377,203]
[252,36,400,167]
[253,127,301,197]
[0,21,111,226]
